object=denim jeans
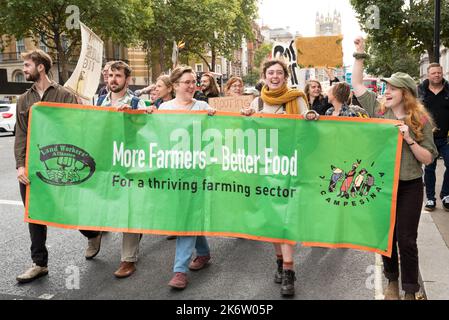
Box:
[424,137,449,201]
[173,236,210,273]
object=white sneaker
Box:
[16,264,48,283]
[424,199,436,211]
[442,196,449,212]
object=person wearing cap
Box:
[417,63,449,212]
[352,37,438,300]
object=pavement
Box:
[0,131,448,300]
[418,159,449,300]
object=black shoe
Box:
[442,196,449,212]
[424,199,436,211]
[274,259,283,284]
[281,269,296,296]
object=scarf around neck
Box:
[261,84,308,114]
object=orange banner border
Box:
[25,102,403,256]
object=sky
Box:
[257,0,365,67]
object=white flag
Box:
[171,40,178,67]
[64,22,104,100]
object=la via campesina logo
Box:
[36,144,96,186]
[319,159,384,207]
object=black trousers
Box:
[382,178,423,293]
[19,183,100,267]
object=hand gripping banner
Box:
[25,103,402,256]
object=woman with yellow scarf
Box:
[246,59,308,115]
[244,59,308,297]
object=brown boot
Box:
[114,261,136,278]
[384,280,399,300]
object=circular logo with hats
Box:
[36,144,96,186]
[319,159,385,208]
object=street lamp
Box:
[434,0,441,63]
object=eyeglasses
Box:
[231,84,243,88]
[177,80,196,86]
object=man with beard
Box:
[15,49,103,283]
[97,61,146,110]
[194,73,220,102]
[418,63,449,212]
[97,61,145,278]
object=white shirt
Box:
[249,96,308,114]
[159,98,212,111]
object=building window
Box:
[216,65,221,74]
[195,64,203,73]
[61,36,69,51]
[39,35,48,52]
[16,39,25,59]
[13,70,25,82]
[114,44,121,60]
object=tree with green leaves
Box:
[242,43,272,86]
[0,0,153,83]
[350,0,449,77]
[254,43,272,70]
[141,0,258,74]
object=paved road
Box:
[0,133,379,300]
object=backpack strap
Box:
[258,97,264,112]
[258,97,286,113]
[130,96,140,110]
[96,94,107,106]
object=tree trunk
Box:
[196,53,212,71]
[427,45,436,63]
[159,37,165,73]
[211,45,216,72]
[53,31,69,84]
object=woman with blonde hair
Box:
[224,76,244,96]
[352,37,437,300]
[152,74,175,109]
[242,58,308,297]
[148,65,215,290]
[304,80,330,115]
[304,67,340,115]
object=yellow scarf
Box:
[261,84,309,114]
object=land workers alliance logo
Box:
[319,159,385,207]
[37,144,96,186]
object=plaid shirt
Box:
[325,105,369,118]
[100,90,146,110]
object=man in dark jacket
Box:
[418,63,449,211]
[15,50,102,284]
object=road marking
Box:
[374,253,384,300]
[0,200,23,206]
[38,293,55,300]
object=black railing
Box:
[0,52,22,63]
[0,53,130,65]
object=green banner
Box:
[26,103,402,256]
